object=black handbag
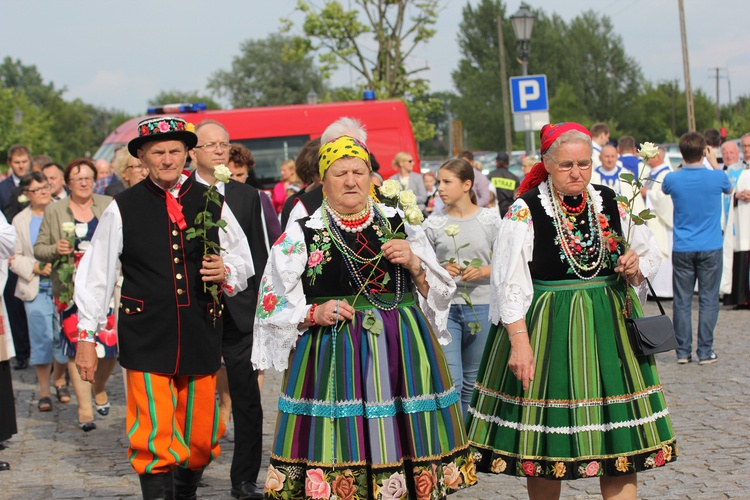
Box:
[624,278,678,357]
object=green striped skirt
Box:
[466,276,677,480]
[264,293,477,499]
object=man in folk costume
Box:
[644,145,674,298]
[189,120,269,500]
[73,117,254,499]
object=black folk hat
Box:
[128,116,198,157]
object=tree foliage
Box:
[207,34,326,108]
[451,1,728,150]
[0,57,132,166]
[282,0,441,141]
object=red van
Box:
[93,99,419,188]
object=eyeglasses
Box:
[25,185,51,194]
[126,164,145,171]
[194,142,230,152]
[547,157,593,171]
[69,176,95,185]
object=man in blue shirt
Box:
[662,132,730,365]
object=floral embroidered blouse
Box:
[252,203,456,371]
[489,181,661,326]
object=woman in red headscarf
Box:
[466,123,677,499]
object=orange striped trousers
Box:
[125,369,225,475]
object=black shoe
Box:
[0,461,9,471]
[231,481,264,499]
[78,421,97,432]
[173,467,204,500]
[12,358,28,370]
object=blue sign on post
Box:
[510,75,549,113]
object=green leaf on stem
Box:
[468,258,483,268]
[457,291,473,306]
[362,309,383,335]
[381,272,391,286]
[620,172,635,183]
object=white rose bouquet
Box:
[186,163,232,307]
[53,222,78,306]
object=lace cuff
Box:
[406,222,455,344]
[251,322,301,371]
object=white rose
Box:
[213,164,231,183]
[17,194,28,204]
[444,224,460,237]
[638,142,659,161]
[61,222,76,235]
[404,206,424,225]
[380,179,400,199]
[398,189,417,208]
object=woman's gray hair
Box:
[544,130,592,159]
[321,117,367,144]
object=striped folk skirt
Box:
[264,294,477,499]
[466,276,677,480]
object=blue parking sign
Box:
[510,75,549,113]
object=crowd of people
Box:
[3,113,745,499]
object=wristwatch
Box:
[413,260,427,278]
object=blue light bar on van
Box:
[147,102,208,115]
[363,90,376,101]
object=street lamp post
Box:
[510,3,536,156]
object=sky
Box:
[1,0,747,116]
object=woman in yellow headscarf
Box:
[252,133,477,499]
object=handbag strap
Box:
[644,277,667,316]
[624,276,666,318]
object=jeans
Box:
[24,286,65,366]
[672,250,722,361]
[441,303,491,416]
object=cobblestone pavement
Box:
[1,299,748,499]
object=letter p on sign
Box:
[519,81,540,109]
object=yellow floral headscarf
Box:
[318,136,371,179]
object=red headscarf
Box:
[517,122,592,196]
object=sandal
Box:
[38,397,53,412]
[55,385,71,404]
[95,401,110,416]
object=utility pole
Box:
[678,0,696,131]
[497,16,513,157]
[708,67,728,122]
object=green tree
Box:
[282,0,440,141]
[149,90,222,110]
[451,1,646,150]
[0,56,64,107]
[208,34,326,108]
[0,88,52,171]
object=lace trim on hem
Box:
[467,406,671,434]
[473,383,664,408]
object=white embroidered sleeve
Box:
[489,200,535,326]
[251,218,310,371]
[405,220,456,345]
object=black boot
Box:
[139,471,174,500]
[173,467,204,500]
